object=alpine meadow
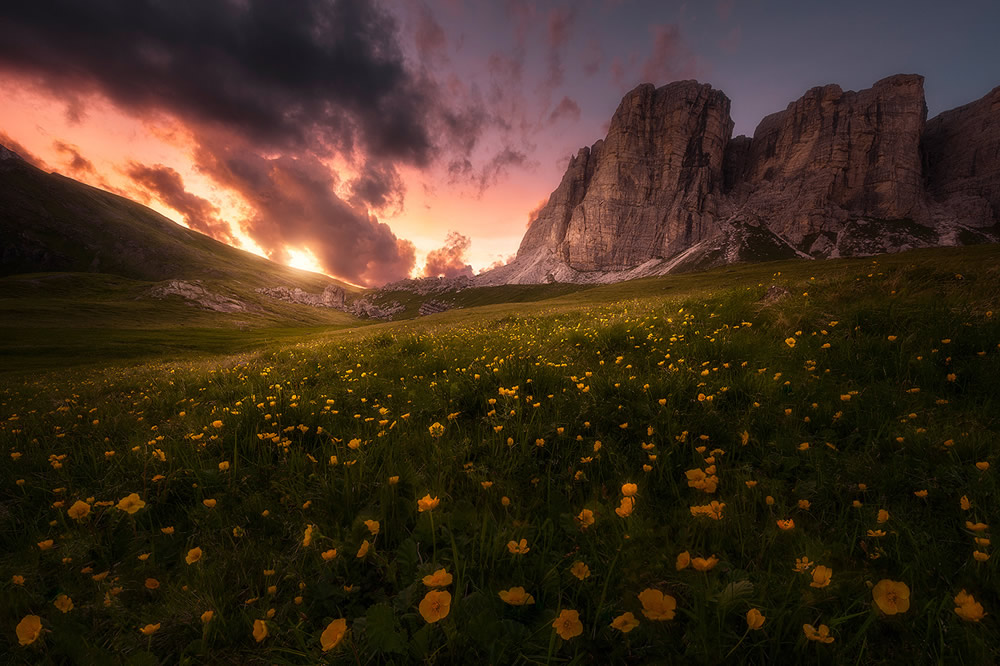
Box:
[2,246,999,663]
[2,1,1000,664]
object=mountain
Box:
[0,146,358,288]
[0,146,368,326]
[480,75,1000,285]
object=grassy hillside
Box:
[0,152,367,332]
[0,154,358,292]
[2,244,998,664]
[0,272,362,373]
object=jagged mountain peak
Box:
[479,74,998,286]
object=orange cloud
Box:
[423,231,473,278]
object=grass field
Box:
[2,245,999,664]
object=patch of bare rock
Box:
[148,280,248,313]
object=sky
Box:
[1,0,998,287]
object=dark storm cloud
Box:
[194,135,415,287]
[348,160,405,213]
[0,0,437,164]
[422,231,474,278]
[449,146,533,195]
[438,77,490,158]
[52,140,95,175]
[477,147,532,191]
[0,0,520,284]
[485,50,537,141]
[63,95,87,124]
[125,162,234,243]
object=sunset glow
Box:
[1,0,996,285]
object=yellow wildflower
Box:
[507,538,529,554]
[253,619,268,642]
[552,609,583,639]
[746,608,765,630]
[116,493,145,514]
[638,589,677,620]
[321,618,348,651]
[691,555,719,572]
[498,587,535,605]
[803,623,834,643]
[67,500,91,520]
[873,579,910,615]
[810,565,832,588]
[417,494,440,512]
[418,590,451,623]
[610,611,639,633]
[16,615,42,645]
[954,590,987,622]
[615,497,635,517]
[422,568,453,587]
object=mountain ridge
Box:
[478,74,1000,285]
[0,148,389,326]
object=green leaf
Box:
[713,580,755,608]
[396,537,419,581]
[364,603,408,655]
[408,624,435,660]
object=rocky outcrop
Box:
[480,74,999,286]
[418,299,452,316]
[348,297,404,320]
[257,285,346,308]
[378,275,473,295]
[149,280,248,312]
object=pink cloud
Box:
[423,230,474,277]
[548,96,581,124]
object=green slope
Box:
[6,243,995,375]
[0,151,357,290]
[0,148,366,330]
[1,241,999,664]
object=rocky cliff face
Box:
[481,74,999,285]
[922,84,1000,230]
[560,81,733,270]
[514,81,732,275]
[731,74,928,254]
